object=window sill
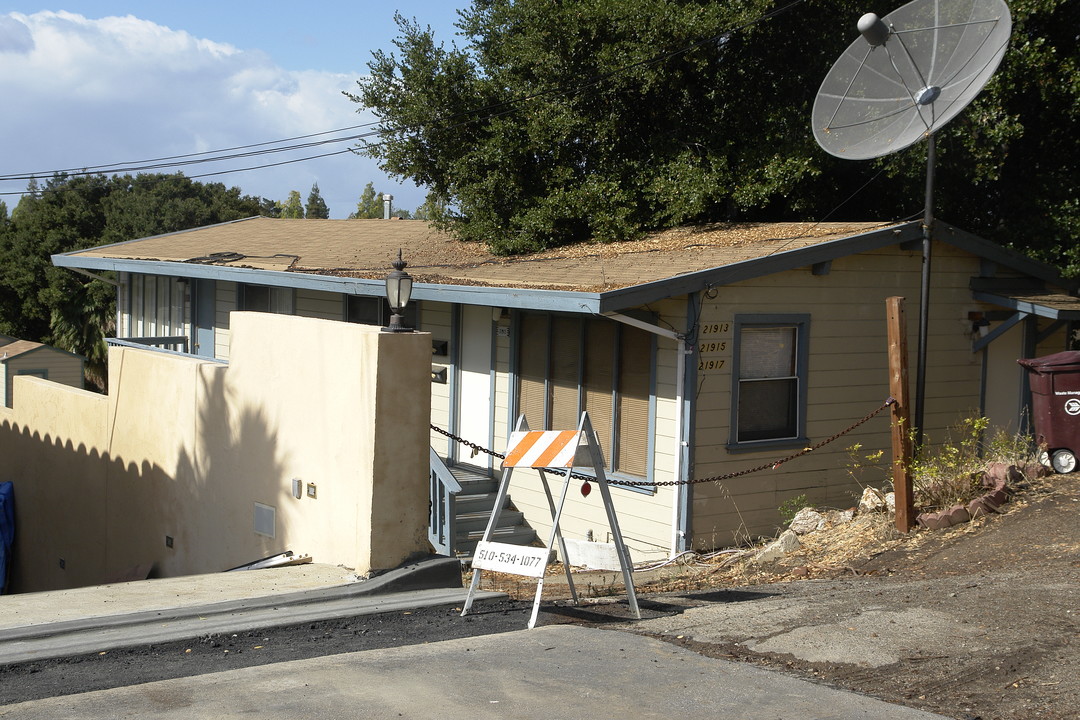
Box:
[571,469,655,495]
[725,437,810,454]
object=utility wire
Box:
[0,0,807,192]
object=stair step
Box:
[456,478,500,495]
[454,492,510,514]
[454,509,524,533]
[455,525,538,556]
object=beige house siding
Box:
[690,242,1026,548]
[2,349,84,408]
[215,281,236,360]
[424,301,454,451]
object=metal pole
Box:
[914,133,936,448]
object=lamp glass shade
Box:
[386,272,413,310]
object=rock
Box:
[789,508,825,534]
[858,487,887,513]
[790,566,809,578]
[751,529,801,565]
[823,509,855,526]
[885,492,895,513]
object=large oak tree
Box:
[350,0,1077,271]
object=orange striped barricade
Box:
[461,412,641,629]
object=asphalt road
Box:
[0,598,535,705]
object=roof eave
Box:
[597,221,924,312]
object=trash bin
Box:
[1017,350,1080,473]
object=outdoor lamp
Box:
[383,248,414,332]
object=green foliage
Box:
[351,0,1077,261]
[305,182,330,219]
[778,494,809,525]
[845,417,1037,513]
[350,182,385,219]
[0,172,269,385]
[280,190,304,219]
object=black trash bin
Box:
[1017,350,1080,473]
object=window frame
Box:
[512,311,656,494]
[727,313,810,452]
[239,284,295,315]
[344,295,418,328]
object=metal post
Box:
[914,133,936,448]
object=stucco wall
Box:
[0,312,431,593]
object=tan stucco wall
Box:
[0,312,431,593]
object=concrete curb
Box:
[0,555,464,645]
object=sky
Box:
[0,2,469,218]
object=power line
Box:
[0,0,808,194]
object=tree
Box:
[351,0,1078,266]
[350,181,385,219]
[0,172,271,389]
[280,190,304,218]
[305,182,330,219]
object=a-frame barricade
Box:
[461,412,641,629]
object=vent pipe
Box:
[382,194,394,220]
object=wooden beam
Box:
[887,296,915,533]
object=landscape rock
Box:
[858,488,887,513]
[789,508,825,535]
[823,509,855,526]
[752,530,801,565]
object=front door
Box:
[455,305,494,469]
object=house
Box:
[52,217,1080,562]
[0,337,85,408]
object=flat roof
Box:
[53,217,1071,314]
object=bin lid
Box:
[1017,350,1080,373]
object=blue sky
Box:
[0,2,469,217]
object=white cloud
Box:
[0,11,420,218]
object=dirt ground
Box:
[479,471,1080,720]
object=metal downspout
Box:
[603,310,692,558]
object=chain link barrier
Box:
[431,397,895,488]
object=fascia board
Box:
[972,291,1080,321]
[936,222,1074,291]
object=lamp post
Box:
[383,248,413,333]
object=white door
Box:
[455,305,494,467]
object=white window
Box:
[731,315,809,446]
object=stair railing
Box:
[428,447,462,556]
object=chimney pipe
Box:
[382,194,394,220]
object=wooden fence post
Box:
[887,297,916,532]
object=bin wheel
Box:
[1038,450,1052,468]
[1051,449,1077,474]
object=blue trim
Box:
[15,368,48,379]
[677,294,700,552]
[727,313,811,451]
[446,304,461,460]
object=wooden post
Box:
[887,297,916,532]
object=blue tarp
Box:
[0,481,13,594]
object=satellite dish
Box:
[811,0,1012,447]
[813,0,1012,159]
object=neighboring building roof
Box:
[0,339,85,363]
[1,340,44,361]
[53,216,1072,315]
